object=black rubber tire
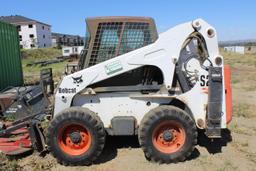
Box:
[46,107,105,166]
[138,105,197,163]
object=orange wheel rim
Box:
[152,121,185,154]
[57,124,91,156]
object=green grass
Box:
[22,59,67,72]
[22,60,67,84]
[22,59,67,74]
[231,77,239,84]
[21,47,62,59]
[21,48,66,84]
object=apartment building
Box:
[0,15,52,49]
[52,32,84,47]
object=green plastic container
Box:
[0,21,23,91]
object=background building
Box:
[224,46,245,54]
[51,33,84,47]
[0,15,52,49]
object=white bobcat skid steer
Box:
[47,17,232,165]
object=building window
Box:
[28,24,33,28]
[30,44,35,48]
[19,35,22,41]
[44,43,46,47]
[17,25,21,31]
[42,26,44,30]
[43,35,45,38]
[20,45,23,49]
[29,34,34,38]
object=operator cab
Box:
[78,16,158,69]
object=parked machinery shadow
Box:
[97,134,201,164]
[95,135,140,164]
[186,148,200,161]
[5,149,34,161]
[197,129,232,154]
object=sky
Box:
[0,0,255,41]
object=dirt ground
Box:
[1,51,256,171]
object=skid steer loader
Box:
[0,17,232,165]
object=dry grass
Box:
[233,103,255,118]
[217,160,238,171]
[231,140,256,164]
[0,153,20,171]
[221,48,256,67]
[223,52,256,89]
[229,122,249,135]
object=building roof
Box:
[0,15,51,26]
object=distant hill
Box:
[219,39,256,47]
